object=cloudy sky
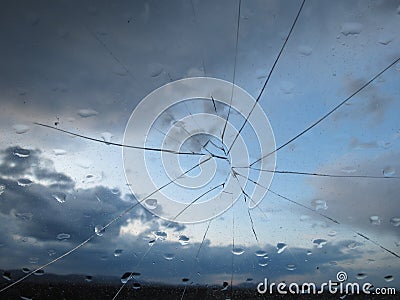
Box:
[0,0,399,297]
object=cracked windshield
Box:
[0,0,399,299]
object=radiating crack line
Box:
[232,166,400,179]
[250,55,400,166]
[34,122,207,156]
[221,0,242,145]
[226,0,306,155]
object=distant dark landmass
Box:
[0,271,398,299]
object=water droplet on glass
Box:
[231,248,245,255]
[258,256,269,267]
[148,63,163,77]
[13,148,30,158]
[17,178,33,187]
[53,149,67,156]
[132,282,141,290]
[384,275,394,282]
[15,212,33,221]
[221,281,229,291]
[22,267,30,274]
[390,217,400,227]
[341,22,363,36]
[2,271,11,281]
[20,296,33,300]
[144,198,157,210]
[47,249,56,256]
[300,215,311,222]
[311,199,328,211]
[255,250,268,257]
[182,278,190,283]
[77,108,98,118]
[28,257,39,264]
[276,243,287,254]
[52,192,66,203]
[163,253,175,260]
[121,272,133,284]
[383,166,395,176]
[298,45,312,56]
[341,166,356,173]
[306,250,312,255]
[0,184,5,195]
[13,124,30,134]
[114,249,123,257]
[286,264,296,271]
[101,132,113,144]
[313,239,327,248]
[369,215,381,225]
[356,273,367,280]
[33,269,44,276]
[327,230,337,237]
[148,239,155,246]
[120,272,139,284]
[179,235,189,246]
[378,34,394,45]
[347,241,362,249]
[111,187,120,195]
[85,275,93,282]
[56,233,71,240]
[154,231,167,241]
[95,225,105,236]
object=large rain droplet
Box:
[2,271,11,281]
[384,275,394,282]
[369,215,381,225]
[95,225,105,236]
[356,273,367,280]
[56,233,70,240]
[383,166,395,177]
[132,282,141,290]
[13,148,30,158]
[77,108,98,118]
[154,231,167,241]
[311,199,328,211]
[120,272,133,284]
[276,243,287,254]
[231,248,245,255]
[178,235,189,246]
[0,184,5,195]
[52,192,66,203]
[341,22,363,36]
[33,269,45,276]
[255,250,268,257]
[17,178,33,187]
[101,132,113,144]
[53,149,67,156]
[390,217,400,227]
[144,198,158,210]
[286,264,296,271]
[13,124,30,134]
[313,239,327,248]
[163,253,175,261]
[114,249,123,257]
